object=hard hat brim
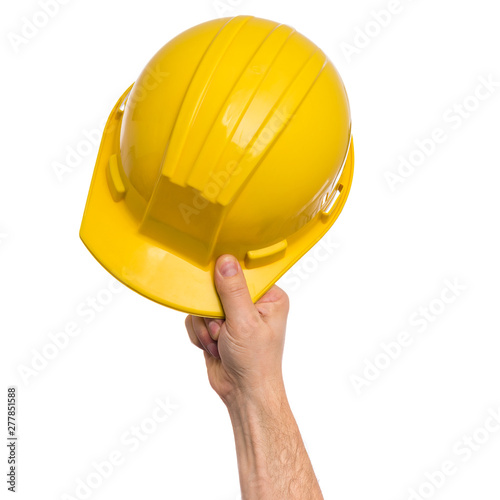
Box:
[80,87,354,318]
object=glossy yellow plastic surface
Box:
[80,15,354,318]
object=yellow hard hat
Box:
[80,15,354,318]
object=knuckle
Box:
[237,313,260,334]
[277,288,290,310]
[194,328,205,344]
[265,288,290,315]
[223,279,248,298]
[187,330,201,349]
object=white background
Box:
[2,0,500,499]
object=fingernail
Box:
[220,258,238,278]
[208,320,221,340]
[207,342,220,358]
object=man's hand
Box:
[185,255,324,500]
[185,254,289,406]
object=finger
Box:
[256,285,288,305]
[192,315,220,359]
[203,317,223,341]
[214,255,258,325]
[256,286,290,321]
[185,315,203,350]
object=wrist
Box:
[225,378,292,497]
[224,376,287,415]
[225,377,317,500]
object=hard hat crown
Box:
[81,16,354,317]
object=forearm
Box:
[226,381,324,500]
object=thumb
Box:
[214,255,257,324]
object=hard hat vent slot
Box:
[322,184,343,215]
[244,240,288,269]
[107,154,127,202]
[118,92,130,113]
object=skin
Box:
[185,254,324,500]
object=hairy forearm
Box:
[226,381,323,500]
